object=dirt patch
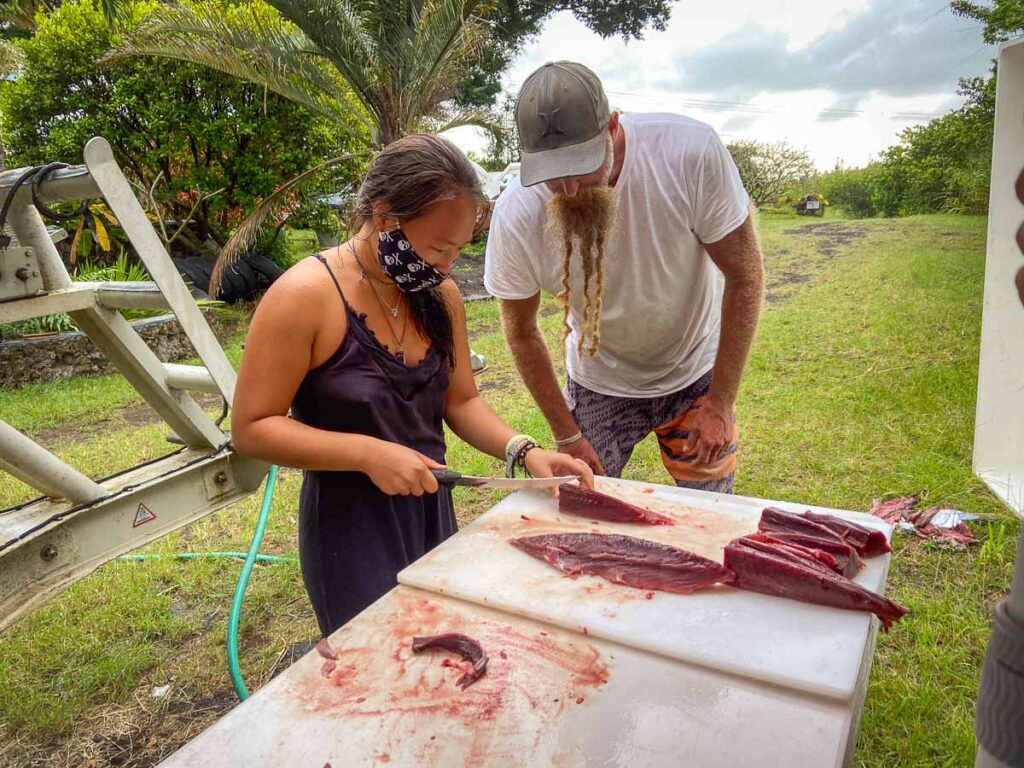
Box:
[26,393,225,450]
[477,375,513,394]
[777,271,810,286]
[782,222,870,257]
[764,222,873,303]
[3,687,239,768]
[451,252,488,301]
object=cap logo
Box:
[538,108,564,138]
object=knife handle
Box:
[431,469,463,486]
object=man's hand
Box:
[558,436,606,475]
[678,400,735,466]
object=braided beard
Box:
[546,184,617,358]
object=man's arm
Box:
[499,294,606,473]
[680,211,764,465]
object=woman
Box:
[231,134,592,636]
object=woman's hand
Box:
[362,441,445,496]
[524,448,595,494]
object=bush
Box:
[819,165,879,218]
[0,0,364,258]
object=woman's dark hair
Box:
[353,134,485,368]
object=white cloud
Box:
[445,0,997,169]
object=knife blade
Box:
[431,470,576,489]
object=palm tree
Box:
[110,0,493,285]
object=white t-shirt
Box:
[484,112,750,398]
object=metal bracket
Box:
[0,246,44,301]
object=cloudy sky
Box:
[446,0,998,170]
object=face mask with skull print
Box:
[377,228,448,292]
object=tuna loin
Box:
[755,531,863,577]
[723,538,907,630]
[746,533,841,575]
[510,532,734,594]
[801,510,892,557]
[411,633,488,690]
[759,506,889,563]
[558,484,674,525]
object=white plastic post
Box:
[974,38,1024,517]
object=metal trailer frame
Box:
[0,137,267,633]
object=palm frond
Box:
[98,0,132,27]
[210,152,369,296]
[0,39,25,77]
[266,0,377,102]
[403,0,483,131]
[111,4,376,138]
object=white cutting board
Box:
[398,478,895,701]
[158,586,856,768]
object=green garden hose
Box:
[118,552,295,564]
[114,464,285,702]
[226,463,279,701]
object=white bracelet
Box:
[555,431,584,447]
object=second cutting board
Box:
[398,477,895,701]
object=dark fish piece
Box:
[755,530,863,577]
[411,633,488,690]
[745,534,840,575]
[558,484,674,525]
[510,532,734,595]
[759,506,846,542]
[802,510,892,557]
[724,538,908,631]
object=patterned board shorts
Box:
[564,371,737,494]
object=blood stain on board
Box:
[288,592,611,765]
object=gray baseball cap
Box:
[515,61,611,188]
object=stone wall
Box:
[0,311,241,390]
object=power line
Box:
[604,88,950,122]
[915,3,950,27]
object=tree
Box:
[873,75,995,215]
[0,0,355,257]
[726,140,816,208]
[0,40,24,170]
[111,0,499,273]
[457,0,672,107]
[819,163,880,218]
[952,0,1024,43]
[115,0,490,148]
[475,94,519,172]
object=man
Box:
[484,61,764,493]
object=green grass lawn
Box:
[0,213,1018,767]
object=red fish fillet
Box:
[723,538,908,630]
[746,533,841,575]
[802,510,892,557]
[558,484,674,525]
[759,506,847,542]
[411,633,488,690]
[510,532,734,594]
[755,530,863,577]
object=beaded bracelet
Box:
[505,434,539,478]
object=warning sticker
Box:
[133,503,157,528]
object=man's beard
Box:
[545,159,617,359]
